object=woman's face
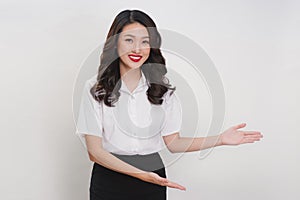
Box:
[117,22,151,70]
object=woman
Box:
[76,9,263,200]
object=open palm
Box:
[220,123,263,145]
[141,171,186,191]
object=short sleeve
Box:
[160,90,183,136]
[75,80,103,149]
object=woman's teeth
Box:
[128,55,142,62]
[130,56,140,59]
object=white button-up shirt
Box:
[75,71,182,155]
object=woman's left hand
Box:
[220,123,263,145]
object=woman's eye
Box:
[125,38,133,43]
[142,40,149,44]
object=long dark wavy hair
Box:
[90,9,176,107]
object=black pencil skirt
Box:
[89,152,167,200]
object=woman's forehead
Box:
[120,23,149,38]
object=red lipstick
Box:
[128,54,142,62]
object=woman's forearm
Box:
[168,135,223,153]
[90,148,146,180]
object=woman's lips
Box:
[128,54,142,62]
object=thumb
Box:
[234,123,246,129]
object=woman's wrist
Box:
[132,170,148,181]
[217,133,224,146]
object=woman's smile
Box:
[128,54,143,62]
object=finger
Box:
[247,137,261,142]
[247,138,262,142]
[163,179,186,190]
[241,137,260,143]
[243,131,263,136]
[165,181,186,190]
[234,123,246,130]
[244,133,263,138]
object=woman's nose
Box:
[132,42,141,53]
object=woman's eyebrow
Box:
[123,34,149,39]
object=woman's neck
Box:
[120,67,142,93]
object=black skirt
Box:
[90,152,167,200]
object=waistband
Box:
[110,152,165,172]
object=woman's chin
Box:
[120,59,145,71]
[126,64,143,70]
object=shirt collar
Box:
[120,70,148,94]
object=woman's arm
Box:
[163,133,222,153]
[163,123,263,153]
[85,135,186,190]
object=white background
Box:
[1,0,299,199]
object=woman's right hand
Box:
[139,171,186,191]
